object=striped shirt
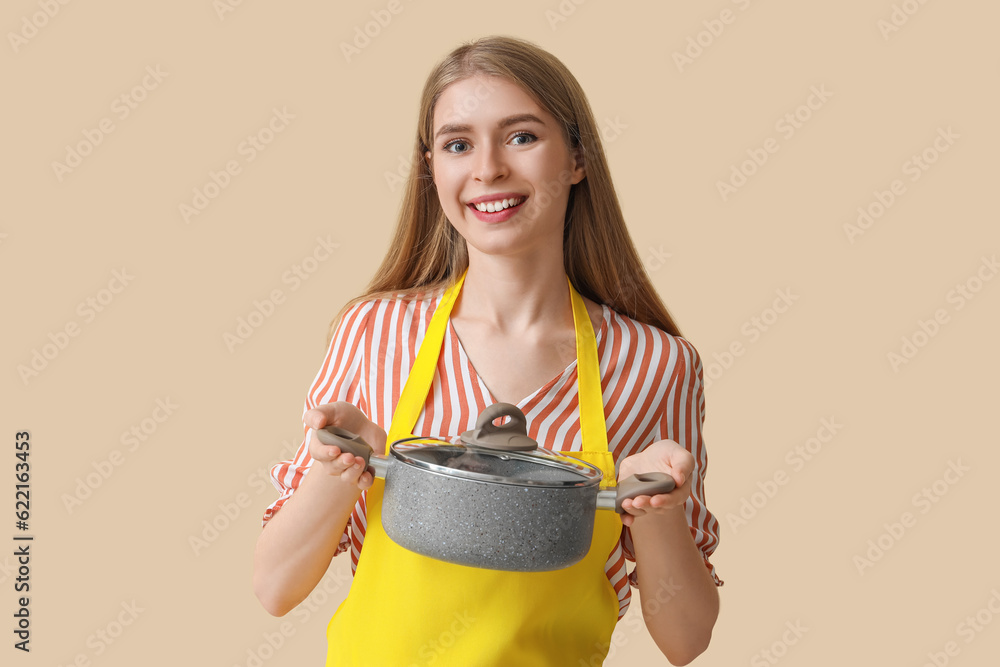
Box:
[263,291,723,619]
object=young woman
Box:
[254,35,722,666]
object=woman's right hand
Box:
[255,401,385,616]
[303,401,387,489]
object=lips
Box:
[466,195,527,223]
[467,192,528,208]
[469,196,525,213]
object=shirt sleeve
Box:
[260,299,373,559]
[622,335,723,587]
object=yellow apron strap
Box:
[569,276,608,455]
[384,269,468,450]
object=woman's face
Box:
[425,74,585,261]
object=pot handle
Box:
[314,425,373,467]
[614,472,676,513]
[459,402,538,452]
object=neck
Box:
[453,249,572,334]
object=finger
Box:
[320,452,362,474]
[308,426,368,466]
[306,401,366,432]
[305,403,387,454]
[628,496,650,511]
[662,467,692,491]
[308,437,338,463]
[310,446,339,464]
[648,494,675,509]
[672,453,696,479]
[339,457,370,484]
[620,498,647,516]
[629,494,677,511]
[303,407,330,430]
[635,491,688,512]
[307,430,339,462]
[674,475,693,498]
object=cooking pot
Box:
[314,403,674,572]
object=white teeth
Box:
[474,197,523,212]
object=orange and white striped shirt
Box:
[263,291,723,619]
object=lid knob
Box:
[459,403,538,452]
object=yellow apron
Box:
[326,269,623,666]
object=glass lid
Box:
[390,440,603,488]
[388,403,605,487]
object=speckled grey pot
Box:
[381,453,598,571]
[314,403,675,572]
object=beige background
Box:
[3,0,999,665]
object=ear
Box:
[421,150,434,185]
[569,145,586,185]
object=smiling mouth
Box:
[469,196,526,213]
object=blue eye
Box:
[441,132,537,154]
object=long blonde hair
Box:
[328,35,682,343]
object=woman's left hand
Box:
[617,439,694,527]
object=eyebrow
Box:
[434,113,546,141]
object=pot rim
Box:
[389,437,603,488]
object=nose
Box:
[473,143,507,182]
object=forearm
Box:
[253,467,361,616]
[630,507,719,665]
